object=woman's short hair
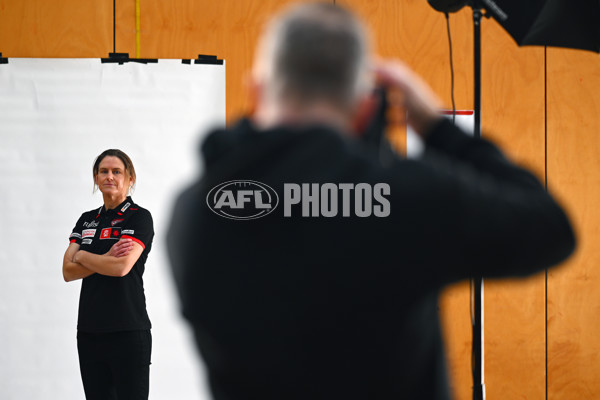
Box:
[92,149,137,193]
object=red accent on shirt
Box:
[122,235,145,250]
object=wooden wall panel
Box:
[547,48,600,399]
[138,0,302,121]
[339,2,473,399]
[115,0,136,57]
[340,0,473,109]
[0,0,112,57]
[480,18,547,400]
[437,281,472,400]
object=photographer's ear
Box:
[245,71,260,118]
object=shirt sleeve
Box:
[69,214,85,244]
[121,208,154,251]
[390,118,575,284]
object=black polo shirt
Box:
[69,196,153,332]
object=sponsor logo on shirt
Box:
[82,229,96,238]
[82,239,93,245]
[111,219,124,226]
[100,227,122,240]
[122,229,135,235]
[70,232,82,239]
[121,202,131,213]
[83,220,99,228]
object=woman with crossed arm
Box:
[63,149,154,400]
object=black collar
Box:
[97,196,133,217]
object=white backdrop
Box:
[0,58,225,400]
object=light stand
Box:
[472,3,485,400]
[428,1,486,398]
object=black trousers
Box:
[77,330,152,400]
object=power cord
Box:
[445,12,456,124]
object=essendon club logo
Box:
[100,227,122,239]
[206,180,279,220]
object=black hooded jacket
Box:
[167,117,575,400]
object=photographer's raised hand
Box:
[374,60,443,137]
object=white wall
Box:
[0,58,225,400]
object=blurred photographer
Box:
[168,3,575,399]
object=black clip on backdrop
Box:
[0,53,8,64]
[182,54,224,65]
[101,53,158,65]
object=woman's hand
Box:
[63,243,94,282]
[106,238,135,258]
